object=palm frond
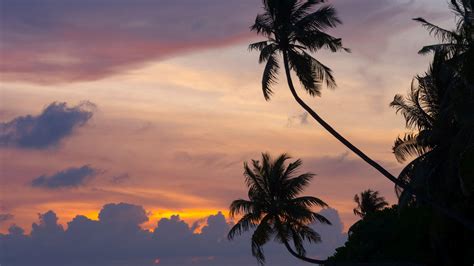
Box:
[259,43,278,63]
[244,162,267,197]
[251,214,274,265]
[262,53,280,100]
[413,17,458,43]
[291,0,325,23]
[305,52,337,88]
[296,5,341,31]
[287,49,321,96]
[294,29,346,53]
[281,158,302,181]
[390,93,430,130]
[284,173,315,198]
[228,212,260,240]
[229,199,255,217]
[418,43,457,55]
[393,133,431,163]
[251,13,274,37]
[249,41,269,52]
[291,196,328,208]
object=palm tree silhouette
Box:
[392,0,474,209]
[249,0,474,230]
[413,0,473,82]
[228,153,330,265]
[353,189,388,218]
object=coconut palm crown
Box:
[353,189,389,218]
[249,0,349,100]
[228,153,330,265]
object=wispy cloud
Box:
[31,165,98,189]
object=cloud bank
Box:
[0,102,95,149]
[0,0,447,84]
[0,203,347,266]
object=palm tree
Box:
[228,153,330,265]
[390,51,452,207]
[390,50,474,266]
[413,0,473,82]
[392,0,474,209]
[249,0,474,230]
[353,189,388,218]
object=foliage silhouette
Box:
[249,0,474,230]
[328,205,436,265]
[353,189,388,218]
[389,1,474,261]
[228,153,330,265]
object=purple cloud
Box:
[0,101,95,149]
[0,0,257,84]
[31,165,98,189]
[0,203,346,266]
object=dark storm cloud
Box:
[0,101,95,149]
[31,165,98,189]
[0,0,446,84]
[0,203,346,266]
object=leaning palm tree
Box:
[249,0,474,230]
[228,153,330,265]
[353,189,388,218]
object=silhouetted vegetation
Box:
[248,0,472,228]
[230,0,474,264]
[386,0,474,263]
[353,189,388,218]
[328,204,434,265]
[228,153,330,265]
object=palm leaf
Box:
[249,41,269,52]
[287,49,321,96]
[393,133,431,163]
[262,53,280,100]
[229,199,255,217]
[413,17,458,43]
[228,212,260,240]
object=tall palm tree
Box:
[249,0,474,230]
[228,153,330,265]
[353,189,388,218]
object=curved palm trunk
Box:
[283,240,326,265]
[281,51,474,231]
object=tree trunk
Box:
[283,240,327,265]
[281,50,474,231]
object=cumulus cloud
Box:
[0,203,346,266]
[31,165,98,189]
[0,101,95,149]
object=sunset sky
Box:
[0,0,454,264]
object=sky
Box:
[0,0,453,265]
